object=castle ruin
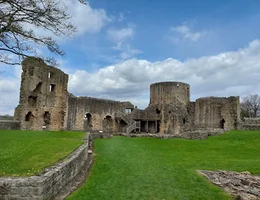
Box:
[14,57,241,138]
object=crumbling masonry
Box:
[14,57,241,138]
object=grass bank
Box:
[68,130,260,200]
[0,130,85,177]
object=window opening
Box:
[50,84,55,92]
[125,108,132,114]
[25,111,33,121]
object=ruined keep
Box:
[14,58,68,130]
[14,57,241,138]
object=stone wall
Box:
[194,96,240,130]
[67,95,134,132]
[14,57,68,131]
[243,117,260,125]
[240,117,260,130]
[241,124,260,130]
[0,120,20,130]
[0,134,91,200]
[117,128,224,140]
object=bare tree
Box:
[0,0,86,65]
[241,94,260,118]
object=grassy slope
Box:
[0,130,85,176]
[68,130,260,200]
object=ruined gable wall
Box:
[194,96,240,130]
[67,95,132,132]
[14,57,68,130]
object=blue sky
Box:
[1,0,260,114]
[62,0,260,65]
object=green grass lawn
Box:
[68,130,260,200]
[0,130,85,177]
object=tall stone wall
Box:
[67,95,134,132]
[14,57,68,130]
[150,82,190,105]
[194,96,240,130]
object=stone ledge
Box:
[0,133,92,200]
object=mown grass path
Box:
[0,130,85,176]
[68,130,260,200]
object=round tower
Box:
[150,81,190,105]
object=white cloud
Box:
[0,66,21,115]
[68,40,260,108]
[118,44,142,60]
[24,1,111,38]
[107,27,134,43]
[66,1,111,35]
[107,26,142,61]
[117,12,125,22]
[171,24,203,42]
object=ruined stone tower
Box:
[143,81,191,135]
[150,82,190,105]
[14,57,68,130]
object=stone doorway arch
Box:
[102,115,114,133]
[25,111,33,121]
[84,113,93,132]
[220,118,225,129]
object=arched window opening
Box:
[43,111,51,125]
[25,111,33,121]
[220,118,225,129]
[84,113,93,129]
[102,115,113,133]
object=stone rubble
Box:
[197,170,260,200]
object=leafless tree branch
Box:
[0,0,87,65]
[241,94,260,119]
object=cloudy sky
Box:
[1,0,260,115]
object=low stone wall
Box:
[241,124,260,130]
[115,128,225,140]
[184,128,225,139]
[0,133,91,200]
[90,132,112,139]
[244,117,260,124]
[0,120,20,130]
[240,118,260,130]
